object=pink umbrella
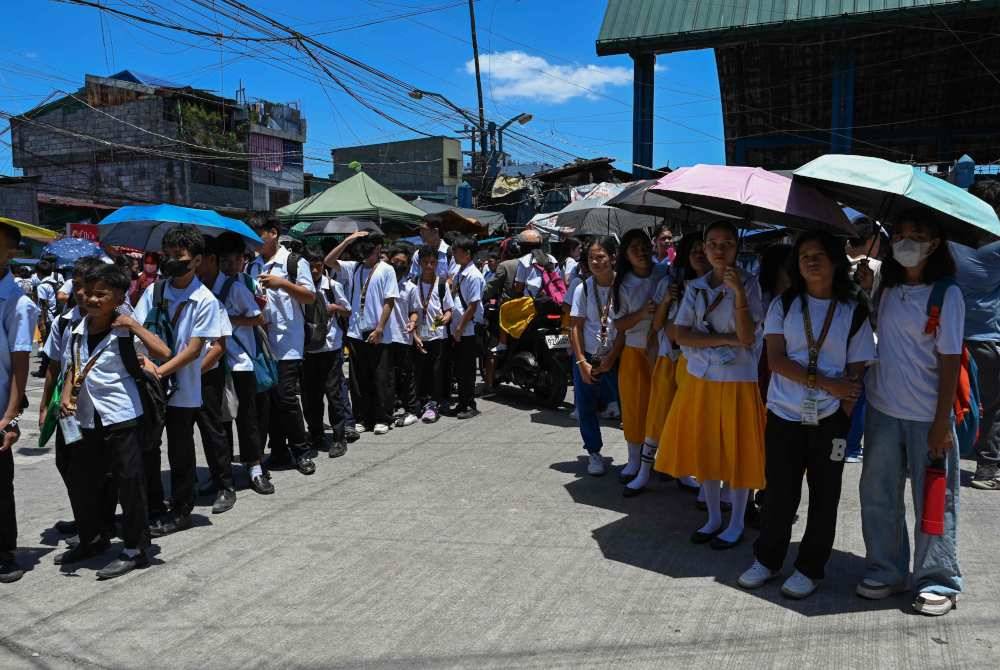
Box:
[650,164,854,236]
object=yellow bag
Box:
[500,297,536,339]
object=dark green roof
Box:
[596,0,990,55]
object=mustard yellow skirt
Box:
[644,355,678,444]
[618,346,652,444]
[656,374,766,489]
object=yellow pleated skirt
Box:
[656,374,766,490]
[618,345,652,444]
[644,355,678,443]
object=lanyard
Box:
[801,296,838,389]
[420,278,437,320]
[69,333,113,411]
[592,280,610,346]
[354,264,376,313]
[700,289,727,333]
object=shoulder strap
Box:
[438,277,447,302]
[925,278,957,335]
[849,300,870,340]
[118,335,144,381]
[219,276,237,305]
[287,252,299,284]
[153,279,168,310]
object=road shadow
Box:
[12,546,54,573]
[552,456,902,617]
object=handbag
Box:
[38,372,64,448]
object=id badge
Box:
[716,346,736,367]
[419,320,432,340]
[59,415,84,444]
[800,395,820,426]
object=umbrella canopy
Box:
[98,204,262,251]
[411,198,505,236]
[651,164,854,235]
[41,237,105,266]
[0,216,59,243]
[793,154,1000,247]
[531,204,660,238]
[288,221,312,240]
[303,217,383,237]
[277,171,424,232]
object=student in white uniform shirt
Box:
[449,236,485,419]
[248,219,317,476]
[408,221,457,281]
[134,226,224,538]
[738,231,876,599]
[511,229,559,299]
[858,216,964,617]
[320,246,360,444]
[387,245,420,427]
[304,252,351,458]
[410,244,455,423]
[0,222,39,584]
[56,263,170,579]
[213,233,273,495]
[324,230,398,435]
[33,259,61,378]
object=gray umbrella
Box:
[555,203,661,237]
[303,216,383,237]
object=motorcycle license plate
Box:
[545,334,569,349]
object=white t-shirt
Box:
[0,271,39,415]
[341,260,400,340]
[867,283,966,422]
[570,277,616,356]
[133,278,223,408]
[212,273,260,373]
[451,263,485,337]
[764,294,876,422]
[515,253,558,298]
[313,275,349,353]
[410,277,455,342]
[674,271,764,383]
[248,246,316,361]
[387,279,417,345]
[68,319,143,429]
[612,269,663,349]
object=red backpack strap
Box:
[924,278,956,336]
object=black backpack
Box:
[287,252,328,348]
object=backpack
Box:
[142,280,178,354]
[118,334,168,429]
[287,252,327,347]
[924,279,982,457]
[534,263,567,305]
[219,275,278,392]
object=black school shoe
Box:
[328,441,347,458]
[96,551,149,580]
[212,489,237,514]
[149,512,192,538]
[710,533,744,550]
[344,427,360,443]
[294,455,316,476]
[690,526,722,544]
[250,473,275,495]
[455,407,480,420]
[0,552,24,583]
[54,520,78,535]
[54,536,110,565]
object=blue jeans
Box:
[860,406,962,596]
[572,362,618,454]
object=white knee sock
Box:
[698,480,723,534]
[249,464,263,479]
[719,488,749,542]
[621,441,642,476]
[626,440,658,490]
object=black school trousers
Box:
[451,334,478,412]
[754,410,850,580]
[348,337,392,427]
[231,370,262,464]
[303,348,348,443]
[390,343,418,416]
[414,338,446,409]
[164,407,197,517]
[259,359,310,460]
[195,366,234,491]
[73,417,148,550]
[0,447,15,552]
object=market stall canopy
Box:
[411,198,506,236]
[651,164,854,235]
[0,216,59,243]
[793,154,1000,247]
[302,217,383,237]
[98,204,262,251]
[277,171,424,232]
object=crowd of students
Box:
[0,217,491,583]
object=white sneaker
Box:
[738,560,780,589]
[855,578,906,600]
[781,570,819,599]
[355,424,367,434]
[599,402,620,420]
[587,452,606,477]
[912,592,956,617]
[401,413,418,427]
[373,423,390,435]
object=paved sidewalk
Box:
[2,375,999,669]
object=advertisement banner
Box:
[66,222,99,241]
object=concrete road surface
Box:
[2,374,999,669]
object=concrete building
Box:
[10,70,306,223]
[0,176,40,225]
[331,136,462,203]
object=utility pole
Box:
[467,0,487,176]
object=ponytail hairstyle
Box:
[612,228,652,312]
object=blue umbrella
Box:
[98,204,262,251]
[41,237,105,266]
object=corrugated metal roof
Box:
[596,0,991,55]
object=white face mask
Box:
[892,239,932,268]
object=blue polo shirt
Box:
[950,240,1000,342]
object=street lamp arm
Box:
[409,88,480,127]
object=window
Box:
[268,188,291,211]
[448,158,459,178]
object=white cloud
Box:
[467,51,632,104]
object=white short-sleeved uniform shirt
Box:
[341,260,400,341]
[674,271,764,383]
[68,319,143,429]
[203,305,233,373]
[651,275,677,358]
[387,279,417,345]
[248,246,316,361]
[42,306,83,370]
[32,272,64,289]
[212,273,260,373]
[58,278,73,297]
[570,277,617,356]
[452,263,485,337]
[409,240,457,280]
[313,276,349,353]
[867,283,966,422]
[36,278,59,322]
[563,266,582,307]
[133,278,223,408]
[0,270,39,413]
[612,268,666,349]
[514,253,558,298]
[563,256,578,283]
[764,295,876,422]
[410,277,454,342]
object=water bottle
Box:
[921,458,947,536]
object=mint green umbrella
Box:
[794,155,1000,247]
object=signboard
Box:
[67,222,99,241]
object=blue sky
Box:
[0,0,726,177]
